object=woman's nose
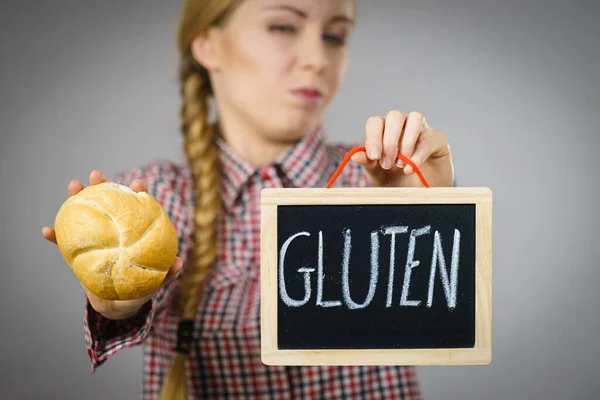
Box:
[296,30,328,73]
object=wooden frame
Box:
[260,187,492,366]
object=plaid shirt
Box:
[83,126,422,399]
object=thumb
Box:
[163,256,184,284]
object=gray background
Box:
[1,0,598,399]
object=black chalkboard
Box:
[276,204,476,350]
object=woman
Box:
[43,0,454,398]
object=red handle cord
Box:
[326,146,430,188]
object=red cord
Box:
[326,146,430,188]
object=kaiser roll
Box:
[54,181,178,300]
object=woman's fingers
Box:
[67,170,106,197]
[364,116,384,162]
[381,110,406,170]
[68,179,84,196]
[164,256,184,283]
[403,133,434,174]
[55,171,108,244]
[47,172,149,246]
[45,179,81,244]
[89,170,107,186]
[130,179,147,193]
[404,128,450,174]
[42,226,57,244]
[397,112,424,168]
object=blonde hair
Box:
[159,1,237,399]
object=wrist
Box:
[99,302,148,321]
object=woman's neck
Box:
[214,119,294,167]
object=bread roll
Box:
[54,181,178,300]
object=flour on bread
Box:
[106,181,149,198]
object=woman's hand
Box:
[41,170,183,320]
[351,110,454,187]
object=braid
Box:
[159,53,221,400]
[179,54,220,319]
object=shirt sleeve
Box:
[84,296,155,372]
[82,160,189,372]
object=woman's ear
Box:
[190,31,220,71]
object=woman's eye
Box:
[269,24,346,46]
[323,33,346,46]
[269,24,297,34]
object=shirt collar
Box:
[273,123,329,188]
[216,124,329,210]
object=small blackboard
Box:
[261,187,492,366]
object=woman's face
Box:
[198,0,355,143]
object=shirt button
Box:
[262,170,271,181]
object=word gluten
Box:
[279,225,461,311]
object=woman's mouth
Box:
[290,87,324,105]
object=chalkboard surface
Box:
[277,204,475,350]
[261,187,492,366]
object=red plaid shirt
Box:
[83,126,422,399]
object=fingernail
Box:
[381,156,392,170]
[396,159,405,168]
[405,164,413,174]
[369,146,380,160]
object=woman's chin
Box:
[272,112,322,138]
[268,124,316,144]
